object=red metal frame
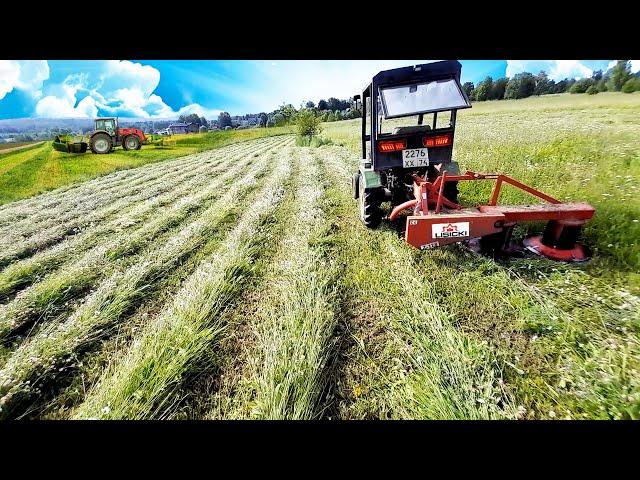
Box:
[389,170,595,252]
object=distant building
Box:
[167,123,189,135]
[186,123,199,133]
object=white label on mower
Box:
[402,149,429,168]
[432,222,470,239]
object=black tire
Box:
[90,133,112,154]
[123,135,141,151]
[358,177,382,229]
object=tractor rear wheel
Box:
[123,135,141,151]
[358,176,382,229]
[90,133,112,154]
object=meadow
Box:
[0,127,291,205]
[0,93,637,419]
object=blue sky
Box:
[0,60,634,120]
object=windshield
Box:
[380,78,469,118]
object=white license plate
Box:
[402,148,429,168]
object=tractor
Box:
[89,118,146,154]
[352,60,595,262]
[52,118,148,154]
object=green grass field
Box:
[0,127,292,205]
[0,93,637,420]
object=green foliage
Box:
[607,60,632,92]
[490,78,508,100]
[218,112,232,129]
[462,81,474,99]
[295,109,322,137]
[505,72,536,99]
[272,113,286,127]
[533,71,555,96]
[474,76,493,101]
[294,135,332,147]
[622,77,640,93]
[570,78,596,94]
[586,85,598,95]
[596,79,608,92]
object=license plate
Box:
[402,148,429,168]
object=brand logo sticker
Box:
[432,222,470,239]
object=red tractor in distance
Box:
[89,118,147,154]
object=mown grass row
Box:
[0,141,285,343]
[0,140,294,418]
[320,147,517,419]
[0,140,258,257]
[0,135,273,231]
[0,137,289,301]
[71,146,295,419]
[207,148,340,419]
[0,127,293,207]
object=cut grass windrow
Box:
[218,148,340,420]
[0,142,281,342]
[0,141,294,418]
[321,147,517,419]
[0,140,250,227]
[0,141,267,264]
[0,137,289,300]
[72,148,293,420]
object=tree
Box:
[553,79,569,93]
[272,113,286,126]
[266,116,276,127]
[504,72,536,99]
[334,110,343,121]
[569,78,595,94]
[596,79,608,92]
[318,99,328,110]
[586,85,598,95]
[622,77,640,93]
[607,61,632,92]
[462,81,474,99]
[305,101,316,109]
[258,112,268,127]
[327,97,341,111]
[295,109,322,137]
[591,70,603,82]
[218,112,232,129]
[533,71,554,96]
[199,116,208,128]
[474,76,494,101]
[490,78,508,100]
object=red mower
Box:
[352,61,595,262]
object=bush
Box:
[586,85,598,95]
[569,78,595,94]
[295,109,322,137]
[295,135,333,147]
[273,113,286,127]
[622,77,640,93]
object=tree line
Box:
[463,60,640,101]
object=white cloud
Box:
[246,60,432,112]
[0,60,49,100]
[507,60,592,81]
[608,60,639,73]
[33,60,217,119]
[35,76,98,118]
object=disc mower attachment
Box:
[393,171,595,262]
[52,135,88,154]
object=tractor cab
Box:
[352,60,471,227]
[95,118,118,136]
